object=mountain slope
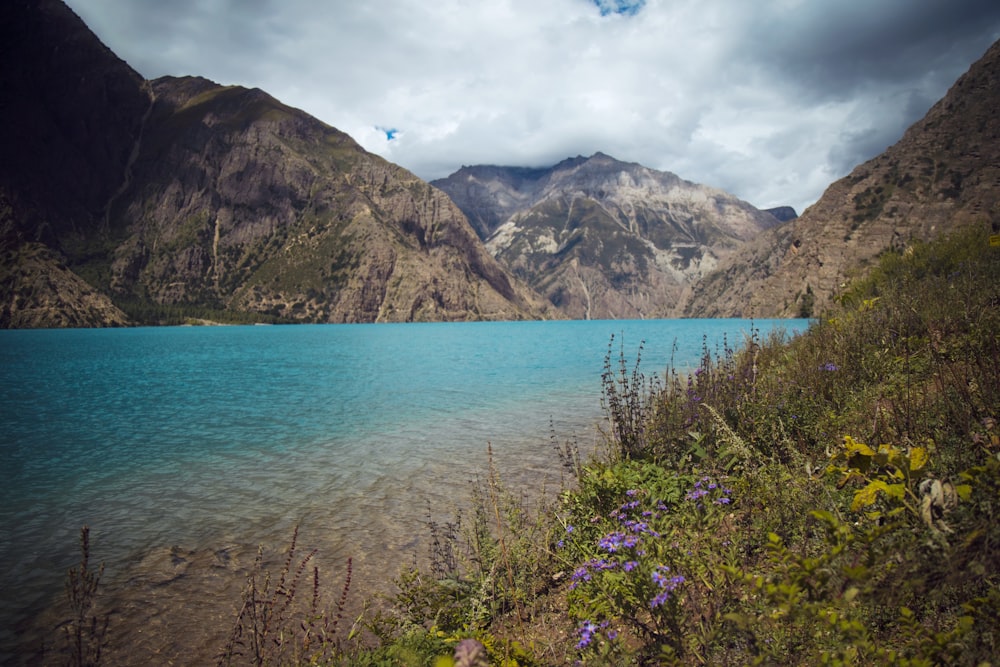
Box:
[434,153,781,319]
[0,0,150,326]
[101,75,552,322]
[0,0,552,327]
[681,39,1000,318]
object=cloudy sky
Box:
[65,0,1000,214]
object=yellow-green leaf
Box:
[843,435,875,457]
[955,484,972,501]
[852,480,889,511]
[884,483,906,500]
[908,447,929,471]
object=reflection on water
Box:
[0,319,805,664]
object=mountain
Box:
[764,206,798,223]
[0,0,552,327]
[433,153,781,319]
[101,76,554,323]
[680,39,1000,318]
[0,0,149,327]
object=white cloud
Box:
[65,0,1000,214]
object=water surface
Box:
[0,318,806,662]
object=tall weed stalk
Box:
[218,526,352,666]
[601,335,660,460]
[63,525,109,667]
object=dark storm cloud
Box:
[738,0,1000,102]
[63,0,1000,213]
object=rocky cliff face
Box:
[434,153,781,319]
[103,76,551,323]
[1,189,128,327]
[680,39,1000,318]
[0,0,148,326]
[0,0,551,327]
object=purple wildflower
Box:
[650,568,686,608]
[577,620,598,649]
[586,558,618,571]
[628,520,649,533]
[598,532,625,552]
[650,590,671,608]
[686,488,709,501]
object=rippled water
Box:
[0,319,805,663]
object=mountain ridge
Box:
[679,38,1000,318]
[0,0,554,327]
[433,152,782,319]
[3,0,997,327]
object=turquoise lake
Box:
[0,318,807,662]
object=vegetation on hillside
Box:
[58,224,999,665]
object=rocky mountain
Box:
[433,153,782,319]
[764,206,798,223]
[0,0,552,327]
[0,0,149,327]
[680,39,1000,318]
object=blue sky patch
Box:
[377,126,400,141]
[592,0,645,17]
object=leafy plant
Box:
[557,470,743,662]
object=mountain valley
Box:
[2,0,998,327]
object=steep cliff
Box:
[0,0,551,326]
[0,0,147,326]
[434,153,780,319]
[102,76,551,322]
[681,39,1000,318]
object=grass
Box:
[53,223,999,664]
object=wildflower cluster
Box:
[560,473,740,658]
[575,618,617,649]
[561,487,686,654]
[650,565,685,608]
[684,476,733,508]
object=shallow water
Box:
[0,318,806,663]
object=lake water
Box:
[0,318,806,663]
